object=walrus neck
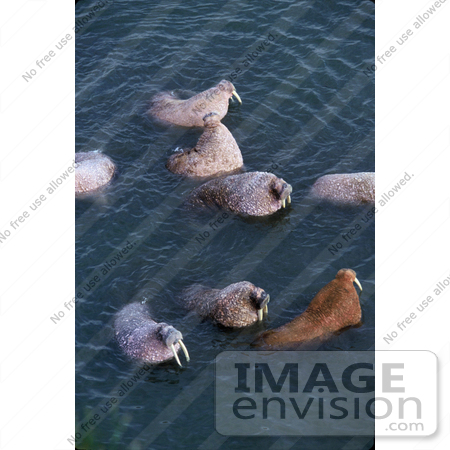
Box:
[205,122,220,129]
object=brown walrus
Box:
[180,281,270,328]
[185,172,292,216]
[166,112,243,177]
[310,172,375,206]
[253,269,362,349]
[148,80,242,127]
[114,303,190,366]
[75,151,115,194]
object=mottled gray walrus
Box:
[166,112,243,177]
[253,269,363,350]
[180,281,270,328]
[114,303,190,366]
[186,171,292,217]
[148,80,242,127]
[310,172,375,205]
[75,151,115,194]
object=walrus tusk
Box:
[170,344,182,366]
[232,90,242,104]
[264,304,268,315]
[287,195,291,204]
[179,340,190,362]
[258,309,264,321]
[354,277,363,292]
[282,199,286,208]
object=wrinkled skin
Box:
[148,80,240,127]
[114,303,181,364]
[166,112,243,177]
[180,281,269,328]
[75,151,115,194]
[253,269,362,350]
[186,171,292,217]
[310,172,375,206]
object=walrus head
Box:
[156,324,190,367]
[217,80,242,104]
[270,178,292,208]
[250,287,270,321]
[336,268,363,291]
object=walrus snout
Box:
[336,268,363,292]
[158,324,190,367]
[252,289,270,321]
[218,80,242,104]
[271,179,292,208]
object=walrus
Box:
[253,269,363,349]
[185,172,292,217]
[148,80,242,127]
[166,112,243,177]
[114,303,190,366]
[180,281,270,328]
[310,172,375,206]
[75,151,115,194]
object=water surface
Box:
[76,0,374,448]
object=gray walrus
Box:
[310,172,375,205]
[186,172,292,216]
[75,151,115,194]
[114,303,190,366]
[253,269,363,350]
[180,281,270,328]
[148,80,242,127]
[166,112,243,177]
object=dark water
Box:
[75,0,374,448]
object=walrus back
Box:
[311,172,375,205]
[180,285,218,316]
[75,151,115,194]
[148,85,230,127]
[186,172,286,216]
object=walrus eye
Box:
[161,326,190,367]
[256,293,270,321]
